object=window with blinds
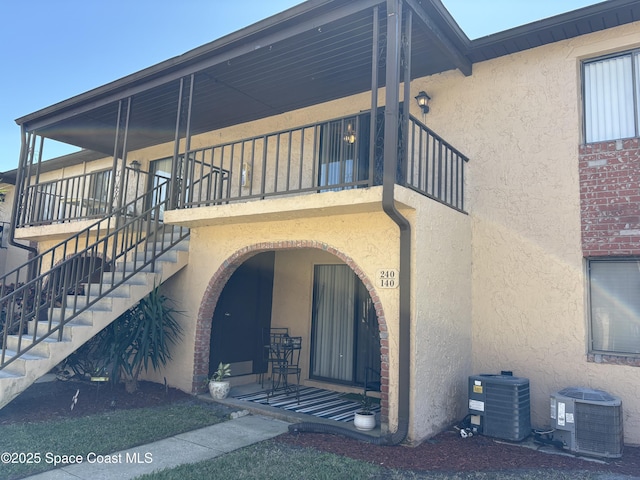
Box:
[583,50,640,143]
[589,259,640,355]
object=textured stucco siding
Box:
[157,201,404,430]
[400,188,472,444]
[412,21,640,444]
[0,185,30,279]
[156,185,472,443]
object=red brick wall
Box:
[580,138,640,257]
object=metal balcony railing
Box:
[15,112,469,229]
[404,115,468,212]
[16,167,149,228]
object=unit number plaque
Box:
[376,269,399,288]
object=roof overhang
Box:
[467,0,640,63]
[15,0,473,156]
[14,0,640,160]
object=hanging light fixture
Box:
[415,91,431,114]
[343,123,356,144]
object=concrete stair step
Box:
[5,335,70,357]
[0,237,189,411]
[28,318,93,341]
[2,349,47,361]
[99,270,153,286]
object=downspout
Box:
[379,0,411,445]
[9,126,39,261]
[289,0,411,445]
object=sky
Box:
[0,0,602,173]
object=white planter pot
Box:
[354,411,376,431]
[208,380,230,400]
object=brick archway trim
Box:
[191,240,390,423]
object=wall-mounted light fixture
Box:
[0,192,6,203]
[415,91,431,115]
[130,160,141,171]
[241,163,251,187]
[343,123,356,144]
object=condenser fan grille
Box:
[575,401,623,457]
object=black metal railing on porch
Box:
[405,115,468,212]
[15,112,469,229]
[174,113,374,209]
[175,112,468,211]
[0,175,189,370]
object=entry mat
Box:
[234,387,381,422]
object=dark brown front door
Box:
[209,252,275,377]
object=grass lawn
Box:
[0,401,230,480]
[134,441,609,480]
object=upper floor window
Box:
[588,258,640,356]
[583,50,640,143]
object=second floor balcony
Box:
[14,110,467,232]
[12,0,473,236]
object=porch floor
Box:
[202,381,382,437]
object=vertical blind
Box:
[584,53,637,143]
[311,265,355,381]
[589,260,640,354]
[318,116,359,191]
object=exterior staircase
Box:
[0,177,190,411]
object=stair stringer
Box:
[0,240,189,411]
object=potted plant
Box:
[208,362,231,399]
[353,392,376,431]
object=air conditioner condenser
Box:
[468,374,531,442]
[550,387,623,458]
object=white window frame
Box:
[588,258,640,357]
[583,49,640,143]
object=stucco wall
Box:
[157,203,403,426]
[155,186,471,442]
[413,21,640,444]
[399,188,472,444]
[0,184,31,280]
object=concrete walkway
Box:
[25,413,290,479]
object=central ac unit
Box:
[550,387,623,458]
[468,374,531,441]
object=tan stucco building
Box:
[2,0,640,447]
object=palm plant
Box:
[101,284,183,392]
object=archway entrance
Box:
[193,240,389,424]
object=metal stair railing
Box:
[0,176,189,370]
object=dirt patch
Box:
[0,379,192,425]
[276,429,640,477]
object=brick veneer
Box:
[580,138,640,366]
[191,240,390,424]
[580,138,640,257]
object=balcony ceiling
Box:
[15,0,640,158]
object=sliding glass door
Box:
[317,113,370,191]
[310,265,380,389]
